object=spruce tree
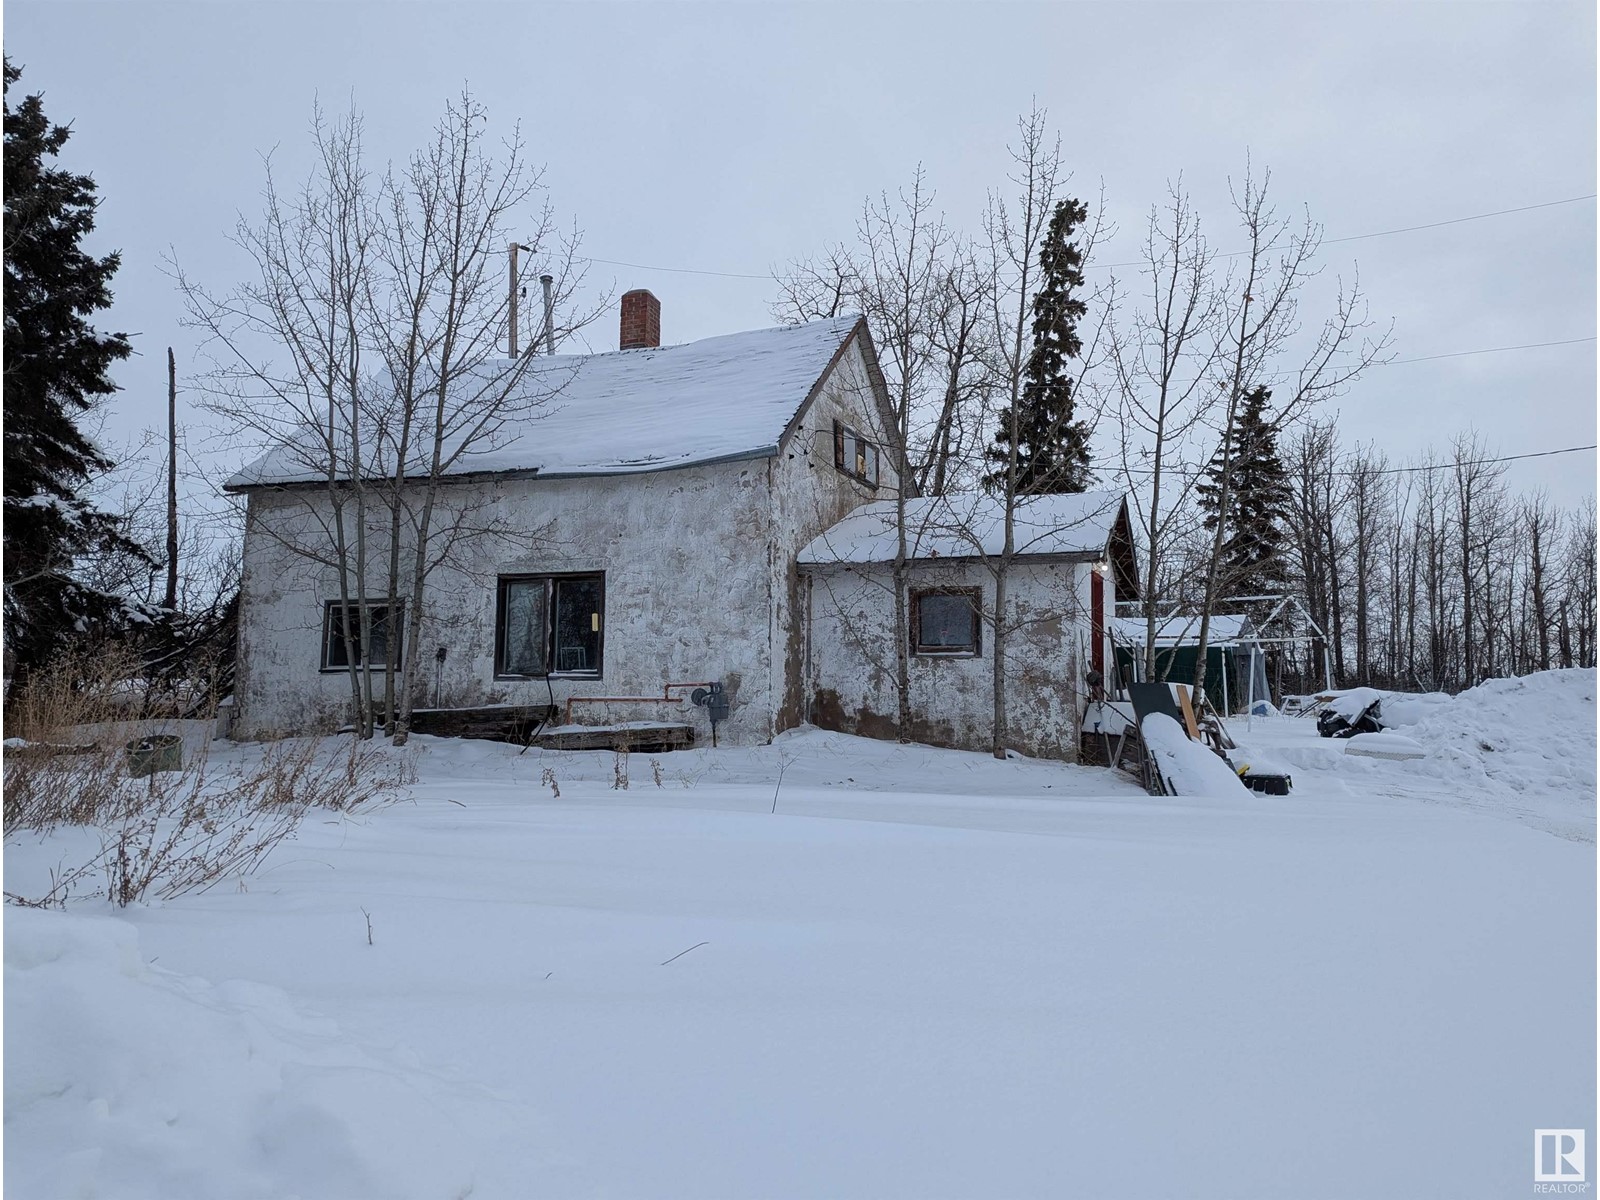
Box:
[986,196,1092,494]
[1197,385,1291,598]
[4,58,144,673]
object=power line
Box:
[1378,337,1595,367]
[1321,194,1597,245]
[1357,443,1597,477]
[579,192,1595,280]
[1249,334,1596,385]
[1112,442,1596,480]
[1097,193,1595,269]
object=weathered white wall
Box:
[766,338,899,733]
[233,333,892,745]
[802,557,1094,760]
[236,460,781,742]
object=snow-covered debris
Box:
[1141,713,1252,797]
[1372,689,1452,727]
[1229,669,1596,840]
[1326,687,1384,723]
[1344,731,1427,760]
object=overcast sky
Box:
[7,1,1596,508]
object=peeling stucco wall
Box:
[767,338,900,736]
[801,557,1094,760]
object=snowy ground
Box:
[6,672,1596,1199]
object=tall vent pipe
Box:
[507,242,521,358]
[540,274,555,355]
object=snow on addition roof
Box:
[226,315,863,489]
[1111,613,1256,648]
[799,490,1127,565]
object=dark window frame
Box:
[831,419,881,490]
[910,587,983,658]
[320,599,403,672]
[494,571,607,680]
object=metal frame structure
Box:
[1112,592,1335,723]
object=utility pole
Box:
[165,347,179,611]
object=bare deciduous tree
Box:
[177,93,600,741]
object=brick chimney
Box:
[619,289,661,350]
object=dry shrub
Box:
[9,736,412,908]
[6,665,415,905]
[98,735,410,905]
[3,640,230,832]
[5,643,149,831]
[247,735,415,813]
[5,641,153,741]
[103,781,305,906]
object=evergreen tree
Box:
[1197,385,1291,597]
[4,58,144,673]
[986,196,1092,494]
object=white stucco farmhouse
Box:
[227,293,1136,758]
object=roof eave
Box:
[225,445,781,494]
[800,549,1105,569]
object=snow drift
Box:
[4,909,549,1200]
[1391,668,1598,797]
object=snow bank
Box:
[1373,689,1453,728]
[4,908,542,1200]
[1141,713,1251,797]
[1392,669,1598,797]
[1231,669,1596,840]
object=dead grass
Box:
[4,646,416,907]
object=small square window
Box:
[322,601,402,671]
[911,588,982,656]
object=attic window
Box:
[832,420,880,489]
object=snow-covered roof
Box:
[1111,614,1256,647]
[799,490,1128,565]
[226,316,864,489]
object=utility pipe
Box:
[564,682,715,726]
